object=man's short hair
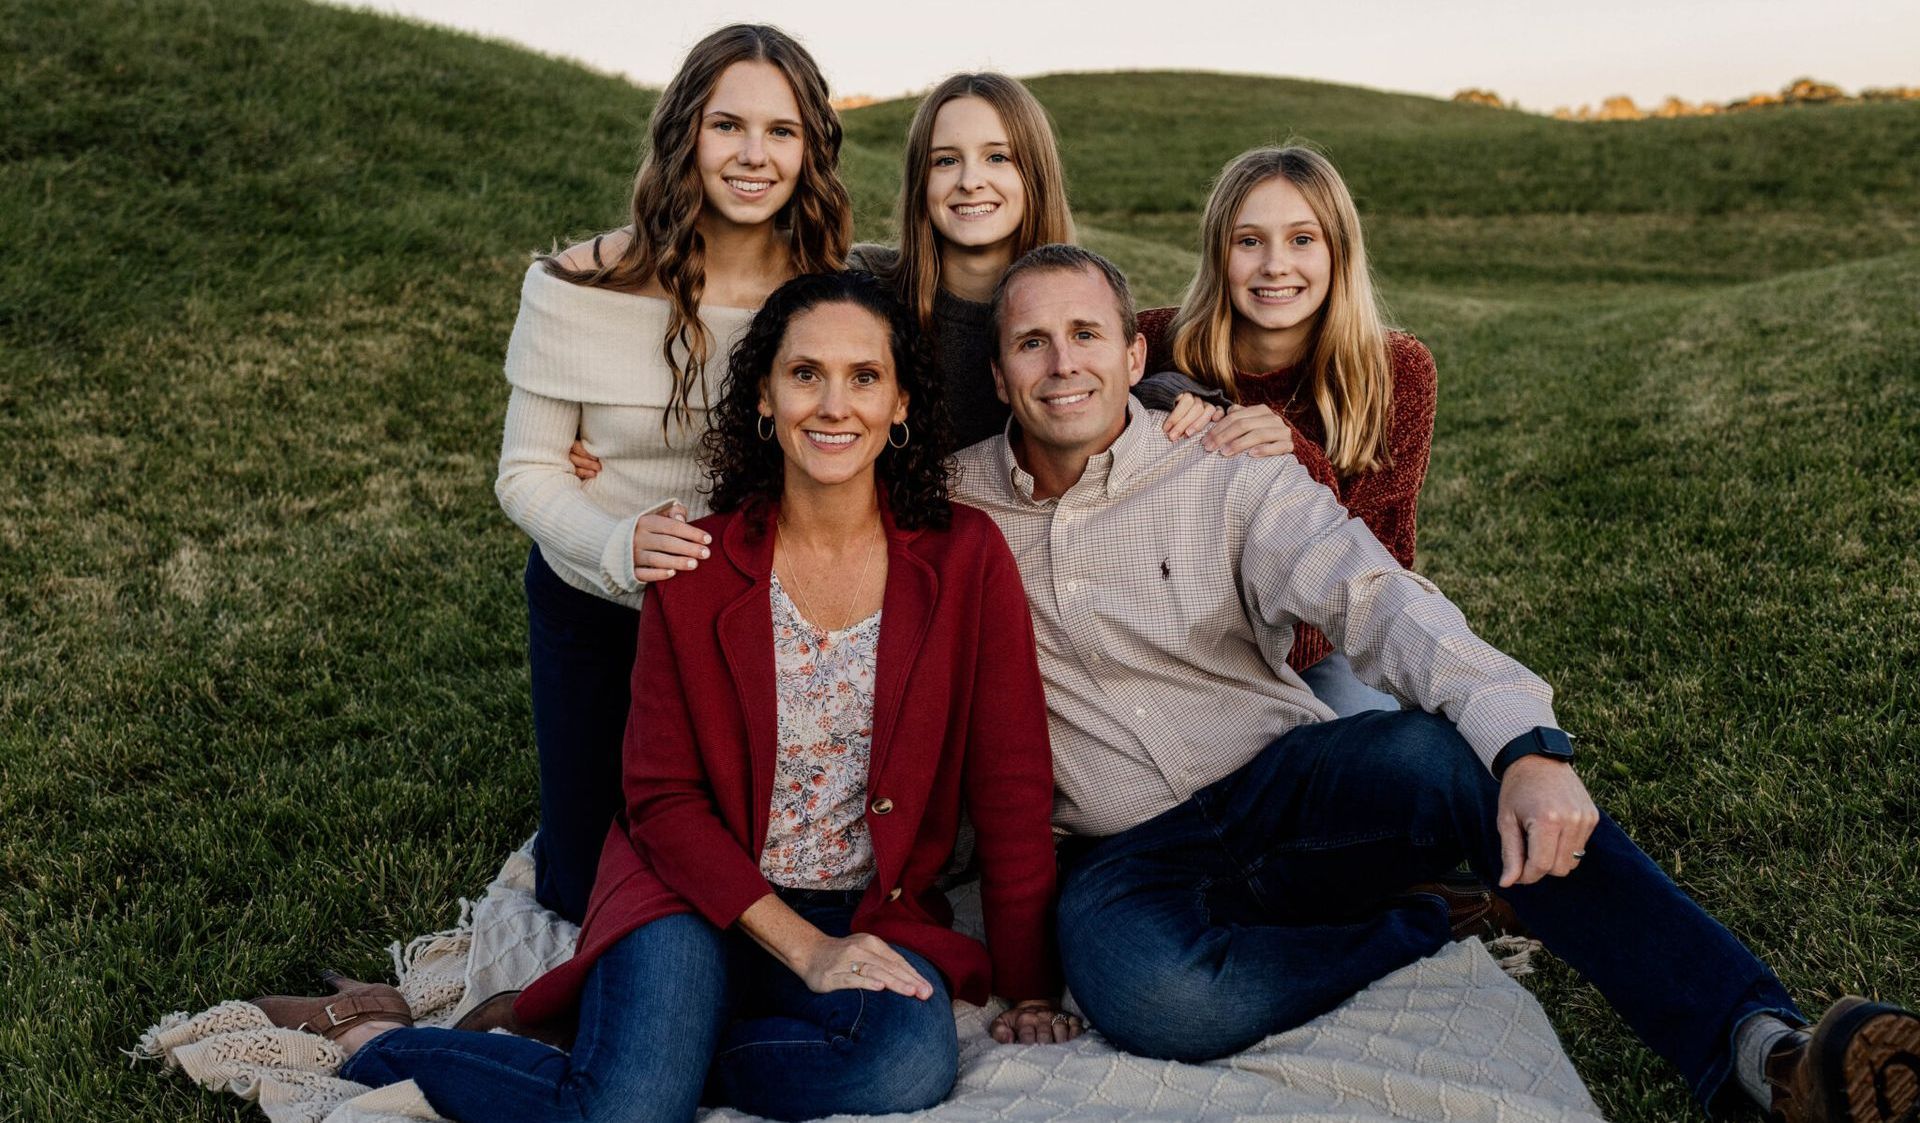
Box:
[989,244,1138,351]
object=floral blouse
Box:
[758,572,881,890]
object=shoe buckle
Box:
[324,1002,350,1028]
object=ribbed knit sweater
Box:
[1136,306,1438,673]
[495,262,756,607]
[847,244,1010,449]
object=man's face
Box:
[991,266,1145,464]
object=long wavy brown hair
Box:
[545,24,853,434]
[1169,145,1395,476]
[886,73,1074,332]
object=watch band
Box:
[1491,726,1575,779]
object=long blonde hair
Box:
[890,73,1075,331]
[545,25,852,432]
[1170,146,1394,476]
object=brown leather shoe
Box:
[453,989,576,1051]
[251,971,413,1042]
[1407,873,1527,941]
[1767,997,1920,1122]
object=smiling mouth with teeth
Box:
[954,203,998,216]
[1252,287,1303,298]
[1043,392,1092,407]
[805,431,858,445]
[726,178,771,194]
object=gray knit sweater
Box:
[847,244,1009,450]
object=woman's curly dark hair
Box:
[702,271,953,530]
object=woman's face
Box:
[1224,176,1333,350]
[924,96,1026,253]
[758,302,908,495]
[696,60,806,234]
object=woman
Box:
[498,23,852,923]
[252,272,1077,1122]
[1135,145,1438,717]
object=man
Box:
[949,244,1918,1122]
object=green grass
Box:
[3,1,1917,1120]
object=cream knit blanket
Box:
[139,846,1603,1123]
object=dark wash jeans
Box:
[344,891,960,1123]
[1056,709,1802,1110]
[525,544,638,924]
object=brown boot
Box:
[251,971,413,1042]
[1767,997,1920,1122]
[453,989,577,1051]
[1407,873,1527,941]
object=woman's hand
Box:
[1203,403,1293,458]
[1162,392,1225,442]
[569,439,603,480]
[632,502,710,584]
[990,999,1083,1044]
[795,932,936,1000]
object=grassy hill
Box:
[3,1,1917,1120]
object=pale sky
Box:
[340,0,1917,112]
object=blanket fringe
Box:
[389,896,474,984]
[131,1010,194,1064]
[1488,935,1546,977]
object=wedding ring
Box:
[1570,850,1587,860]
[1051,1013,1071,1024]
[851,961,865,976]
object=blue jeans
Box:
[1298,652,1401,717]
[343,893,959,1123]
[1056,709,1801,1110]
[525,545,638,924]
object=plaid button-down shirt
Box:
[951,401,1560,838]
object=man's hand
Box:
[990,999,1083,1044]
[1496,756,1599,887]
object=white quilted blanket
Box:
[140,846,1604,1123]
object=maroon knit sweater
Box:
[1138,307,1438,673]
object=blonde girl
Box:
[1136,144,1438,716]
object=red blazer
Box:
[517,500,1061,1023]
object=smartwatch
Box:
[1491,726,1576,779]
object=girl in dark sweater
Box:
[845,72,1075,448]
[1134,145,1438,717]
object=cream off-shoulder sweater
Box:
[496,262,757,608]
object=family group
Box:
[242,23,1918,1123]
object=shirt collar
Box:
[995,395,1158,506]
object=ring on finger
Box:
[850,961,865,977]
[1570,850,1587,860]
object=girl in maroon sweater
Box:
[1134,145,1436,717]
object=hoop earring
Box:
[888,421,910,449]
[757,415,774,441]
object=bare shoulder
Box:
[553,226,635,272]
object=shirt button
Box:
[1134,707,1146,717]
[871,797,894,815]
[1065,580,1079,593]
[887,887,903,902]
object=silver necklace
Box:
[777,521,882,635]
